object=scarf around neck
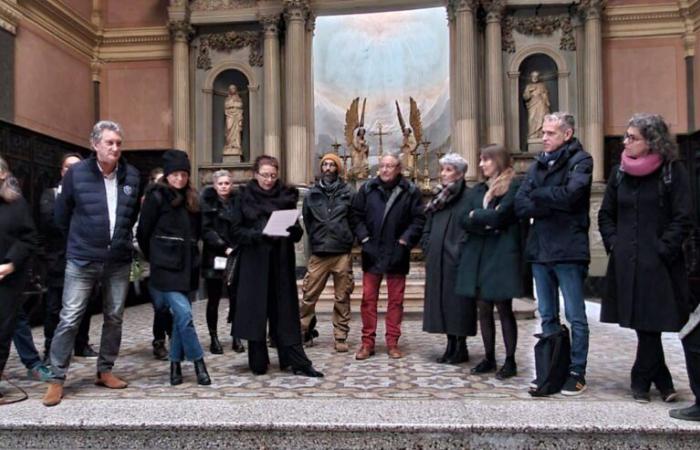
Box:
[240,179,298,222]
[621,149,663,177]
[484,167,515,207]
[425,179,462,214]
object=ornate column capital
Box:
[169,20,194,43]
[449,0,479,14]
[90,57,104,82]
[305,11,316,33]
[259,13,280,36]
[283,0,310,24]
[446,2,456,24]
[482,0,506,23]
[579,0,606,20]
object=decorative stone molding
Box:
[579,0,606,21]
[99,27,172,61]
[305,11,316,33]
[449,0,478,14]
[196,31,263,70]
[191,0,257,11]
[169,20,194,43]
[0,0,20,34]
[283,0,310,23]
[502,14,576,53]
[603,4,687,39]
[259,13,280,35]
[90,57,103,82]
[482,0,505,23]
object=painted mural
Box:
[314,7,450,165]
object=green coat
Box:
[455,178,523,301]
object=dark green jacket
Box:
[455,178,523,301]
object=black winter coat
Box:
[421,180,477,336]
[39,186,67,286]
[231,181,304,345]
[200,186,237,279]
[515,138,593,264]
[455,178,524,301]
[137,184,201,293]
[351,176,426,274]
[302,179,356,255]
[0,196,37,289]
[598,162,694,332]
[55,155,140,264]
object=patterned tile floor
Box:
[1,300,692,403]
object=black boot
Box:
[292,365,324,378]
[446,336,469,364]
[496,356,518,379]
[170,362,183,386]
[194,358,211,385]
[153,340,168,361]
[209,329,223,355]
[437,335,456,363]
[231,337,245,353]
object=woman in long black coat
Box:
[455,144,523,379]
[0,156,37,392]
[599,113,694,403]
[137,150,211,386]
[231,155,323,377]
[201,169,244,354]
[422,153,476,364]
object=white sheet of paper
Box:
[262,209,301,237]
[213,256,227,270]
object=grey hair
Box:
[544,112,575,134]
[438,152,468,175]
[627,113,678,161]
[381,150,402,166]
[212,169,233,183]
[90,120,124,146]
[0,156,21,202]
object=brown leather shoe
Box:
[334,340,349,353]
[387,346,403,359]
[355,345,375,360]
[42,383,63,407]
[94,372,128,389]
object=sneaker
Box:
[561,372,587,396]
[334,340,349,353]
[660,388,678,403]
[632,390,651,403]
[75,344,98,358]
[28,365,53,382]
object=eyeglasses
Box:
[256,172,278,180]
[623,132,643,143]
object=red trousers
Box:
[361,272,406,348]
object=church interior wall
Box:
[105,0,169,28]
[14,20,93,147]
[695,28,700,130]
[602,36,688,136]
[100,60,172,150]
[60,0,92,23]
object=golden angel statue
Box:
[345,97,369,180]
[395,97,422,178]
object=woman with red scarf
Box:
[599,113,694,404]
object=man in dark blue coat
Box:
[515,112,593,396]
[351,151,425,360]
[43,121,140,407]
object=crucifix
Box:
[332,139,350,179]
[370,122,391,158]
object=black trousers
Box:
[205,277,225,332]
[247,340,311,375]
[44,284,93,352]
[631,330,674,393]
[151,301,173,343]
[682,325,700,405]
[0,281,26,374]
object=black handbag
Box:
[529,324,571,397]
[224,246,239,286]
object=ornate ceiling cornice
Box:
[603,4,690,39]
[0,0,20,34]
[99,27,172,61]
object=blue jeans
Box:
[149,285,203,363]
[532,263,589,375]
[49,260,131,383]
[12,307,43,371]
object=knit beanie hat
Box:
[162,150,191,177]
[320,152,343,172]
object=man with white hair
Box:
[351,151,425,360]
[43,120,141,406]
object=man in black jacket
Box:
[43,121,140,407]
[40,153,98,360]
[300,153,356,353]
[515,112,593,396]
[352,152,425,360]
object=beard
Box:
[321,171,339,184]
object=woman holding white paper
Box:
[230,155,323,377]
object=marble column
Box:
[447,4,456,144]
[169,19,193,154]
[483,0,505,146]
[305,13,316,183]
[450,0,479,180]
[283,0,308,185]
[260,14,282,161]
[581,0,605,183]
